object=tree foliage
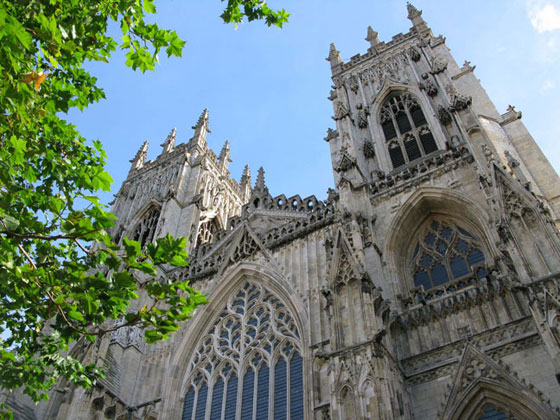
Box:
[0,0,288,414]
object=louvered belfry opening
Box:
[131,206,160,247]
[380,93,438,170]
[182,282,304,420]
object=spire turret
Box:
[327,43,343,73]
[365,26,380,48]
[129,140,149,171]
[188,108,210,152]
[161,127,176,154]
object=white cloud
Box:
[529,2,560,32]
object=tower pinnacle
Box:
[218,139,232,171]
[161,127,176,154]
[255,167,267,191]
[188,108,210,152]
[365,26,380,48]
[240,164,251,186]
[130,140,149,171]
[406,2,430,33]
[326,43,343,72]
[240,164,252,201]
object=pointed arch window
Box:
[412,220,487,295]
[131,206,160,247]
[181,282,304,420]
[380,93,438,170]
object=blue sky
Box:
[67,0,560,205]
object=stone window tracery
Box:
[197,218,220,246]
[131,206,160,247]
[182,282,304,420]
[412,220,487,294]
[380,93,438,170]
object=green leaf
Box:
[8,135,26,165]
[91,171,113,192]
[68,311,84,322]
[0,214,20,231]
[143,0,156,14]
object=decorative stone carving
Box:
[356,104,369,128]
[408,46,421,62]
[348,75,359,94]
[324,128,339,142]
[363,140,376,159]
[430,57,448,75]
[418,73,438,97]
[438,105,453,125]
[333,101,350,121]
[446,84,472,110]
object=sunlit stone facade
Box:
[15,4,560,419]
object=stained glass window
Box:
[380,94,438,170]
[479,406,508,420]
[412,220,486,292]
[182,282,303,420]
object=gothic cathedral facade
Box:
[29,4,560,420]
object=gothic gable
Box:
[439,344,558,420]
[217,223,272,274]
[328,228,365,289]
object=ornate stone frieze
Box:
[182,194,337,280]
[369,147,473,200]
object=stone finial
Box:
[365,26,379,48]
[130,140,148,170]
[255,167,267,191]
[160,127,176,154]
[326,43,342,71]
[188,108,210,151]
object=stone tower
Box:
[18,3,560,420]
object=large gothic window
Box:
[412,220,487,295]
[380,93,438,170]
[131,206,160,247]
[182,282,304,420]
